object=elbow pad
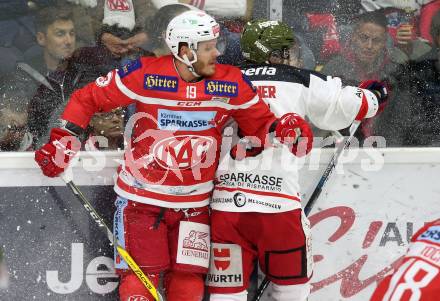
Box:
[355,89,379,120]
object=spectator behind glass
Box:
[373,10,440,146]
[150,1,250,65]
[0,96,32,152]
[357,0,433,62]
[146,3,193,56]
[86,107,125,150]
[321,11,397,140]
[99,0,148,60]
[0,6,75,150]
[34,6,76,72]
[29,0,154,149]
[322,11,397,82]
[0,7,75,88]
[95,0,157,41]
[151,0,250,20]
[254,0,361,64]
[64,0,99,48]
[0,0,58,76]
[25,7,79,148]
[420,0,440,44]
[62,0,158,49]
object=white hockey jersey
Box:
[211,64,378,213]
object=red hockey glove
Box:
[274,113,313,157]
[353,80,389,121]
[359,80,388,105]
[35,128,81,177]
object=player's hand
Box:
[274,113,313,157]
[35,128,81,177]
[359,80,388,105]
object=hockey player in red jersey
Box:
[207,20,388,301]
[371,219,440,301]
[34,11,308,301]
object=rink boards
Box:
[0,148,439,300]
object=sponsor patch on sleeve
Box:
[117,58,141,78]
[205,80,238,97]
[158,109,216,131]
[144,74,178,92]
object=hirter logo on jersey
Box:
[106,0,131,11]
[152,135,215,170]
[205,80,238,97]
[144,74,178,92]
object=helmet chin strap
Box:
[176,49,201,78]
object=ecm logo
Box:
[46,243,118,294]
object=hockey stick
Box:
[62,177,163,301]
[251,120,361,301]
[303,120,361,215]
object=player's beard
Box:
[193,59,216,77]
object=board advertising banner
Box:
[0,149,439,300]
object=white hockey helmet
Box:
[165,10,220,71]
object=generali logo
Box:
[183,230,209,252]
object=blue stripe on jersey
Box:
[114,197,129,270]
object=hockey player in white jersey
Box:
[206,20,388,301]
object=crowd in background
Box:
[2,0,440,151]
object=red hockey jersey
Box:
[371,219,440,301]
[62,55,276,208]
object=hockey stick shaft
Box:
[252,121,361,301]
[304,120,360,215]
[63,180,162,301]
